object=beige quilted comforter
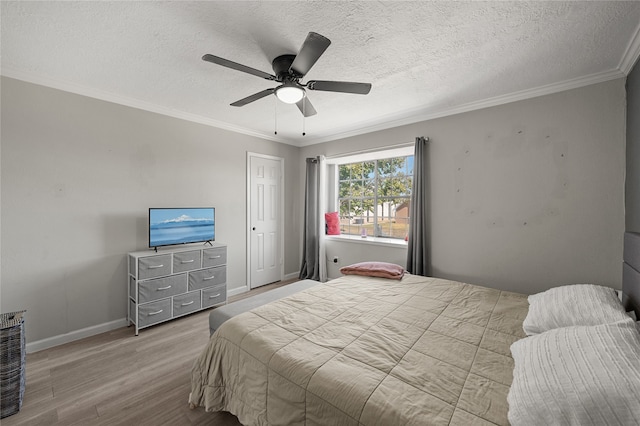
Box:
[190,274,529,425]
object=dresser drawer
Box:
[203,247,227,268]
[173,250,202,273]
[138,299,172,328]
[173,291,202,317]
[128,244,228,335]
[202,285,227,308]
[189,266,226,291]
[139,274,187,303]
[137,254,172,280]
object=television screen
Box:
[149,208,215,248]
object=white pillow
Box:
[508,319,640,426]
[522,284,628,335]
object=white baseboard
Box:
[284,271,300,280]
[231,272,301,297]
[27,273,304,353]
[26,318,128,354]
[227,285,249,297]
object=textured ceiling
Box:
[2,1,640,146]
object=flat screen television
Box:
[149,207,215,248]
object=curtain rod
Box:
[325,141,416,160]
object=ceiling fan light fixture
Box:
[203,32,370,117]
[275,85,305,104]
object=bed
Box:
[189,233,640,426]
[208,279,320,335]
[190,272,529,425]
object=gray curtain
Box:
[406,136,430,276]
[299,157,321,280]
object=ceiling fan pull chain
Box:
[302,99,306,136]
[274,97,278,135]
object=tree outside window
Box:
[338,155,413,238]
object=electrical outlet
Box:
[333,256,339,264]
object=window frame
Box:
[326,145,414,241]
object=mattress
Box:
[209,279,321,334]
[190,273,529,425]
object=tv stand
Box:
[127,243,227,335]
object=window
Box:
[337,155,413,239]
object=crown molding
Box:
[298,68,626,147]
[0,67,299,146]
[619,21,640,75]
[2,65,628,149]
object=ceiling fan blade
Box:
[230,88,275,107]
[202,54,276,81]
[289,32,331,77]
[307,80,372,95]
[296,96,317,117]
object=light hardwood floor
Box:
[2,279,299,426]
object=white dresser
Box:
[127,243,227,335]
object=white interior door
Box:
[248,154,283,289]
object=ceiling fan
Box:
[202,32,372,117]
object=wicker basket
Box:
[0,311,26,419]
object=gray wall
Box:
[0,76,301,345]
[0,75,628,348]
[302,79,627,295]
[627,62,640,231]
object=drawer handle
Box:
[148,264,164,269]
[148,310,163,316]
[157,285,172,291]
[181,301,195,307]
[204,276,216,281]
[209,255,221,259]
[209,293,221,299]
[181,260,195,264]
